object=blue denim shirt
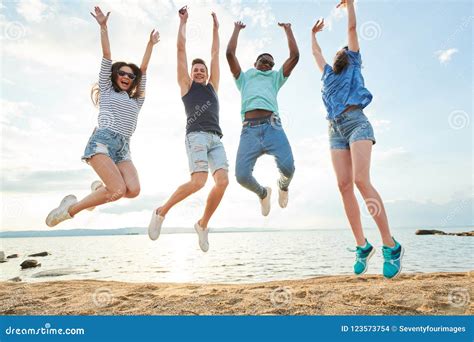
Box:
[321,50,373,120]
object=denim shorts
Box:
[82,127,131,164]
[185,131,229,174]
[328,108,376,149]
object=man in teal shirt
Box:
[226,20,299,216]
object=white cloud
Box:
[325,6,345,32]
[435,48,458,64]
[16,0,53,23]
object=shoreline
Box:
[1,271,472,315]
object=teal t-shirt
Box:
[235,67,288,121]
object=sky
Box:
[0,0,472,231]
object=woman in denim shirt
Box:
[311,0,404,279]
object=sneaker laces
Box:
[382,246,401,264]
[347,247,365,262]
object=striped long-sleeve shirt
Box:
[97,58,146,138]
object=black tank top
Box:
[182,81,223,138]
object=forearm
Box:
[100,24,111,59]
[177,21,186,50]
[140,42,154,74]
[285,28,299,58]
[347,2,356,30]
[311,34,322,55]
[211,27,219,58]
[226,29,240,56]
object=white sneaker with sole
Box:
[148,210,165,241]
[45,195,77,227]
[278,183,289,208]
[87,180,104,211]
[194,221,209,252]
[260,187,272,216]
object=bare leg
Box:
[199,169,229,229]
[157,172,208,216]
[68,155,126,216]
[331,149,366,246]
[350,140,395,247]
[117,161,140,198]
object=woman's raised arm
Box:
[90,6,111,59]
[311,19,327,73]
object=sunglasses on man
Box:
[257,58,275,68]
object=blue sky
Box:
[1,0,472,231]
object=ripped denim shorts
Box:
[185,131,228,174]
[81,127,131,164]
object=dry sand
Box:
[1,272,472,315]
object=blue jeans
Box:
[235,120,295,199]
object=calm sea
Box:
[1,228,473,283]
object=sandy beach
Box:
[0,271,472,315]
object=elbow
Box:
[290,52,300,63]
[225,50,235,60]
[348,25,357,32]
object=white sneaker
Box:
[148,210,165,241]
[87,180,104,211]
[45,195,77,227]
[278,183,289,208]
[194,221,209,252]
[260,187,272,216]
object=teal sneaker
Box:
[382,238,404,279]
[349,240,375,275]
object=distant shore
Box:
[1,271,472,315]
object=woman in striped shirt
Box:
[46,6,159,227]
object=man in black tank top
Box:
[148,7,229,253]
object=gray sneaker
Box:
[194,221,209,252]
[45,195,77,227]
[148,210,165,241]
[260,187,272,216]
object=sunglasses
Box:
[117,70,136,80]
[257,58,275,68]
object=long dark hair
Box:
[91,61,143,107]
[333,47,350,75]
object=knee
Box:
[236,171,251,186]
[354,177,371,192]
[215,175,229,189]
[280,164,295,179]
[190,178,206,192]
[125,185,140,198]
[107,183,127,201]
[337,180,354,194]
